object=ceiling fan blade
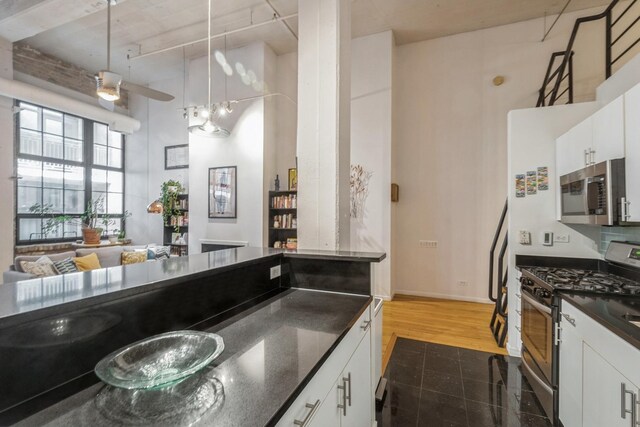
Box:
[98,97,115,111]
[121,81,175,102]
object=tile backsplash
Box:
[600,227,640,254]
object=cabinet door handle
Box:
[554,322,562,345]
[345,372,352,407]
[293,400,321,426]
[621,383,637,425]
[337,377,348,416]
[562,313,576,327]
[515,325,521,332]
[516,309,522,315]
[590,149,596,165]
[584,149,590,166]
[360,320,371,331]
[622,197,631,221]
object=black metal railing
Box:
[537,0,640,107]
[489,199,509,347]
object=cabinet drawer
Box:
[276,303,372,426]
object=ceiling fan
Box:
[96,0,174,110]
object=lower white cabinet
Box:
[276,303,373,427]
[558,301,640,427]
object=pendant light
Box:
[189,0,230,138]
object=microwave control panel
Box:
[629,248,640,261]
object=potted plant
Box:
[29,196,107,244]
[161,180,185,233]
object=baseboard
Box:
[394,289,493,304]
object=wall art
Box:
[350,164,373,219]
[515,174,525,198]
[209,166,237,218]
[526,170,537,195]
[537,166,549,191]
[165,144,189,169]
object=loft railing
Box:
[489,199,508,347]
[537,0,640,107]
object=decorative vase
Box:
[82,228,103,244]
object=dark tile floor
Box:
[376,338,552,427]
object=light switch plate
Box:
[270,265,281,280]
[543,232,554,246]
[519,230,531,245]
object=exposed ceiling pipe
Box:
[128,13,298,61]
[0,76,140,134]
[264,0,298,41]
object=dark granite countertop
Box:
[0,247,384,329]
[561,294,640,350]
[15,288,372,427]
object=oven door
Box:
[520,290,553,383]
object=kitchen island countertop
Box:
[15,288,372,427]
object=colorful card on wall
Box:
[537,166,549,191]
[526,171,537,195]
[515,174,525,198]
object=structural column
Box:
[0,36,14,270]
[296,0,351,250]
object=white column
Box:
[296,0,351,250]
[0,36,14,270]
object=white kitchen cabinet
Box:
[276,304,373,427]
[558,311,582,427]
[624,83,640,221]
[558,301,640,427]
[592,95,625,164]
[582,344,640,427]
[556,117,593,177]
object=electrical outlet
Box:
[270,265,281,280]
[457,281,469,287]
[554,234,570,243]
[419,240,438,248]
[519,230,531,245]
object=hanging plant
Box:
[161,180,185,232]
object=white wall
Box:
[187,42,277,253]
[506,103,601,356]
[392,7,608,303]
[350,31,394,299]
[274,52,298,183]
[0,37,14,269]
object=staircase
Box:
[537,0,640,107]
[489,200,508,348]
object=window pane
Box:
[43,109,63,135]
[20,129,42,156]
[64,190,84,214]
[17,186,42,213]
[43,163,64,189]
[43,134,64,159]
[92,192,106,214]
[105,218,122,235]
[43,188,63,212]
[64,116,83,140]
[19,218,42,241]
[108,147,122,168]
[108,130,123,149]
[92,169,107,192]
[64,165,84,191]
[42,220,63,240]
[107,192,123,214]
[63,222,82,239]
[64,138,83,162]
[94,123,108,146]
[19,104,41,131]
[94,145,107,166]
[17,159,42,187]
[107,171,123,193]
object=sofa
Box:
[3,245,150,284]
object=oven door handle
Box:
[522,355,554,395]
[521,291,552,315]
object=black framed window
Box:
[15,102,125,244]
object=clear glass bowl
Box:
[95,331,224,389]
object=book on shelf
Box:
[271,194,297,209]
[169,212,189,227]
[273,213,296,229]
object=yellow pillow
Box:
[73,253,102,271]
[121,251,147,265]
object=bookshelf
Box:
[163,193,189,256]
[268,190,297,248]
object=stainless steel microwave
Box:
[559,158,628,225]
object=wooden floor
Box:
[382,294,508,371]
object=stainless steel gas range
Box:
[518,241,640,423]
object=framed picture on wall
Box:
[209,166,237,218]
[288,168,297,191]
[165,144,189,169]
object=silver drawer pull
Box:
[516,309,522,315]
[562,313,576,327]
[621,383,637,425]
[360,320,371,331]
[515,325,521,332]
[515,293,522,298]
[337,377,348,416]
[293,400,321,426]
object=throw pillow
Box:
[53,258,78,274]
[73,253,102,271]
[121,251,147,265]
[20,256,58,277]
[149,246,170,260]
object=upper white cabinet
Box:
[625,83,640,221]
[592,95,625,164]
[558,301,640,427]
[556,117,593,177]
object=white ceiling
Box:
[5,0,612,84]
